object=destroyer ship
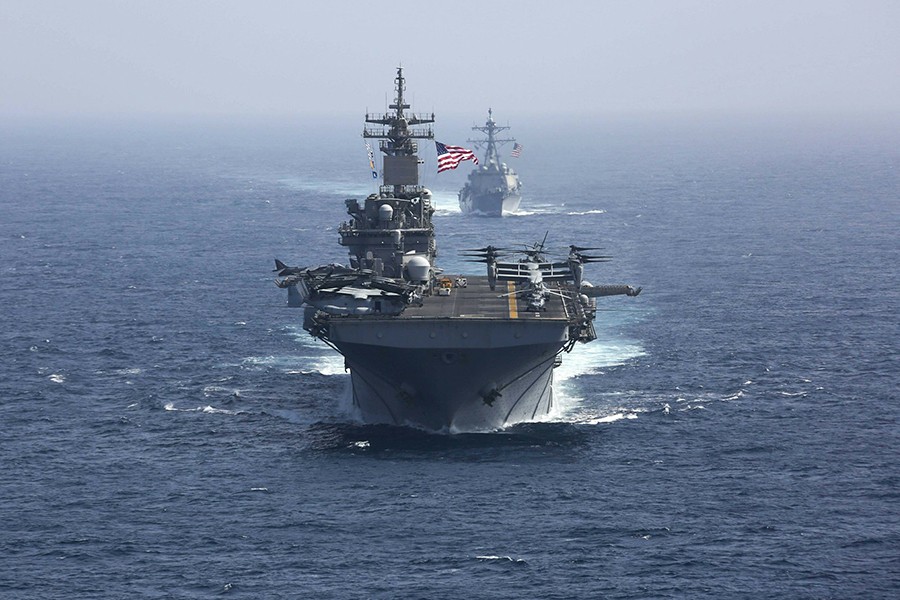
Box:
[274,68,640,432]
[458,109,522,216]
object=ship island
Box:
[458,109,522,216]
[274,68,640,432]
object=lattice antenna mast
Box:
[363,67,435,195]
[467,108,516,166]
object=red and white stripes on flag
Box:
[435,141,478,173]
[511,142,522,158]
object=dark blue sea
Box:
[1,113,898,599]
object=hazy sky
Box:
[1,0,898,118]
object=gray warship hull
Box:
[459,188,521,217]
[458,109,523,216]
[306,275,587,431]
[338,336,558,431]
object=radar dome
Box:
[405,255,430,282]
[378,203,393,224]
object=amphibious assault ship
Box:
[274,68,640,432]
[458,109,522,216]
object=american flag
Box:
[511,142,522,158]
[435,141,478,173]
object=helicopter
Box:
[272,258,422,314]
[462,234,640,311]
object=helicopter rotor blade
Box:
[461,254,503,260]
[461,246,510,253]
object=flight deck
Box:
[398,275,571,321]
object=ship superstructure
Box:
[458,109,522,216]
[274,69,640,432]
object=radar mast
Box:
[468,108,516,167]
[363,67,435,196]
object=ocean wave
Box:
[115,367,143,376]
[543,339,647,424]
[289,356,347,376]
[475,555,527,564]
[202,384,243,398]
[567,209,607,216]
[241,352,345,377]
[263,408,316,425]
[555,340,646,381]
[564,411,641,425]
[163,402,240,415]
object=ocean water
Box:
[1,114,898,599]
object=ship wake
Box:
[544,339,647,426]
